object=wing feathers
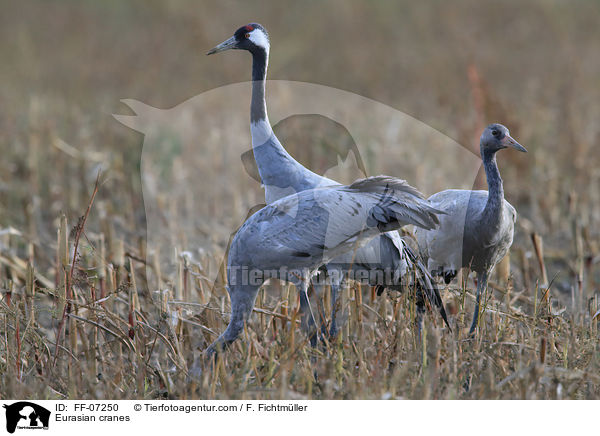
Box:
[346,176,443,231]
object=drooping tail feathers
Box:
[404,243,451,330]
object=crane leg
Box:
[416,299,426,340]
[297,280,318,348]
[468,271,488,336]
[310,269,332,339]
[206,284,260,357]
[328,274,345,338]
[313,269,343,341]
[314,282,329,338]
[329,281,340,338]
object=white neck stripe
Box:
[249,29,270,53]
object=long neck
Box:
[250,48,268,123]
[248,46,330,201]
[481,148,504,222]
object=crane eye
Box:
[491,129,499,137]
[245,32,251,39]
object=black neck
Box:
[481,147,504,221]
[250,48,268,123]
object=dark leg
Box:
[206,284,260,357]
[468,270,488,336]
[415,297,425,342]
[329,275,345,338]
[296,279,318,348]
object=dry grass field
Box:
[1,0,599,400]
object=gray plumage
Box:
[208,23,441,337]
[206,176,445,355]
[415,123,527,335]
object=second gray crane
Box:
[415,124,527,335]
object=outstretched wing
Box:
[343,175,441,230]
[238,176,442,269]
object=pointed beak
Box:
[503,134,527,153]
[206,36,237,55]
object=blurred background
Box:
[1,0,598,251]
[0,0,599,399]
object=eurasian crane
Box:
[206,176,447,355]
[207,23,440,337]
[415,123,526,335]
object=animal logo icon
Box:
[3,402,50,433]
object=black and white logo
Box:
[3,402,50,433]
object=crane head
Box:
[207,23,270,56]
[481,123,527,154]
